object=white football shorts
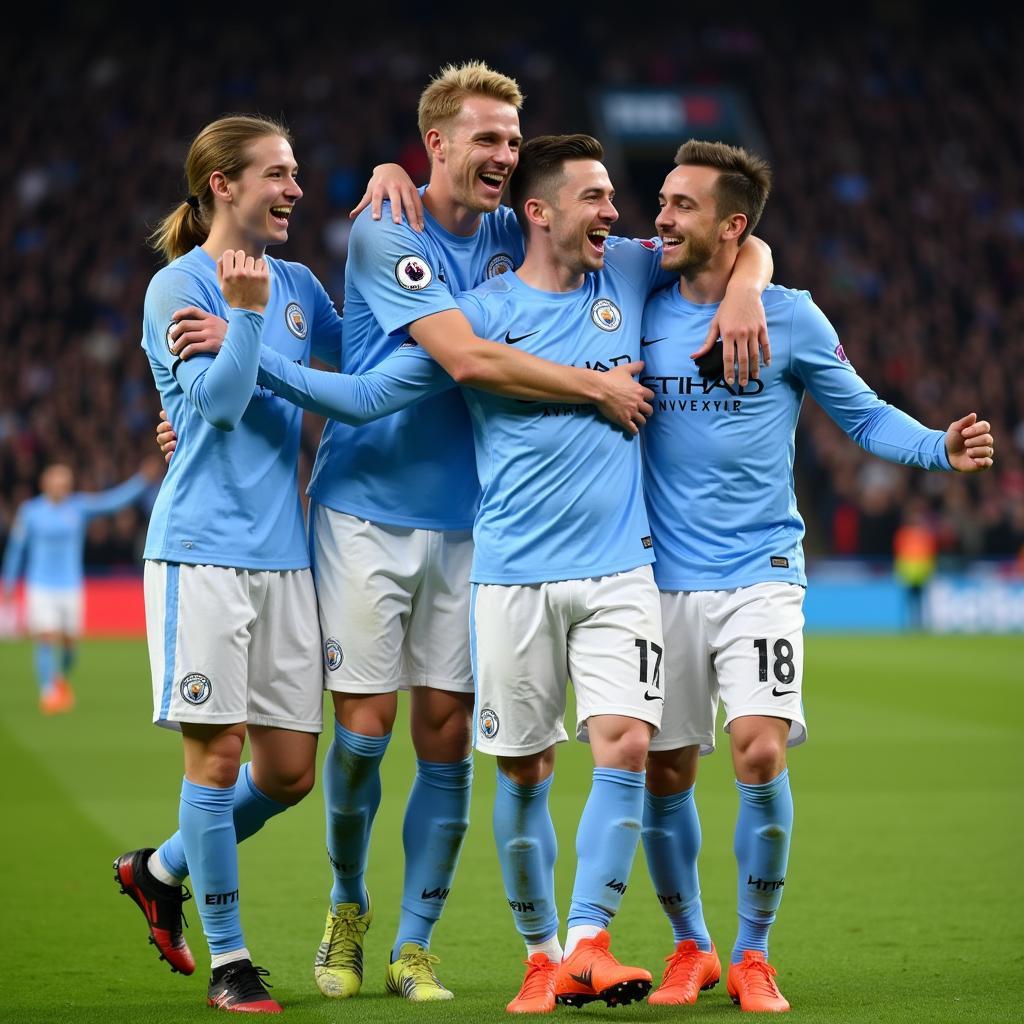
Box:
[651,582,807,754]
[145,560,322,733]
[470,565,665,757]
[26,585,83,635]
[310,504,474,694]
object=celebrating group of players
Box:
[105,62,994,1014]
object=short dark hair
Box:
[673,140,772,243]
[509,134,604,234]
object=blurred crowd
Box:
[2,9,1021,573]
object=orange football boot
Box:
[648,939,721,1005]
[553,931,651,1008]
[726,950,790,1012]
[506,952,557,1013]
[40,678,74,714]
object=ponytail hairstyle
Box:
[149,114,292,263]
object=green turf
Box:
[1,634,1020,1023]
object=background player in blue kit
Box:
[113,115,344,1014]
[638,141,995,1012]
[2,459,160,713]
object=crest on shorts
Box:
[479,707,499,740]
[285,302,308,339]
[180,672,212,705]
[487,252,514,278]
[590,298,622,332]
[395,255,433,291]
[324,637,344,672]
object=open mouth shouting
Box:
[478,170,507,195]
[270,205,293,229]
[587,227,609,256]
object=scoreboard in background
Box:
[593,87,768,202]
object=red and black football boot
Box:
[113,847,195,975]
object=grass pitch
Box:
[0,634,1020,1023]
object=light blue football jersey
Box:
[307,195,524,530]
[2,476,150,591]
[141,246,342,570]
[641,282,951,591]
[453,236,664,584]
[258,237,667,584]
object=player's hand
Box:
[594,361,654,435]
[217,250,269,313]
[349,163,424,231]
[945,412,994,472]
[690,285,770,388]
[168,307,228,360]
[156,409,177,464]
[139,454,164,483]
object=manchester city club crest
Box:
[179,672,212,705]
[395,255,433,291]
[590,298,622,332]
[165,321,177,353]
[324,637,344,672]
[479,707,499,740]
[486,252,514,278]
[285,302,308,339]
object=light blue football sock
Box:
[392,755,473,958]
[33,641,57,694]
[567,767,645,929]
[156,762,287,882]
[732,768,793,964]
[324,721,391,913]
[643,785,712,949]
[493,770,559,945]
[179,778,243,955]
[60,643,76,678]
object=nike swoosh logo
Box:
[640,336,668,347]
[772,687,797,697]
[504,330,539,344]
[644,692,664,701]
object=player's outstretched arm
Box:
[1,509,27,599]
[690,235,773,387]
[410,309,654,434]
[945,413,995,472]
[349,163,425,231]
[78,458,162,517]
[256,344,452,424]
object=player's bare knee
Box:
[607,727,652,773]
[498,749,554,787]
[734,738,787,784]
[334,690,397,737]
[411,690,473,760]
[192,752,241,789]
[646,745,699,795]
[269,763,316,805]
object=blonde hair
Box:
[417,60,523,139]
[149,114,292,264]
